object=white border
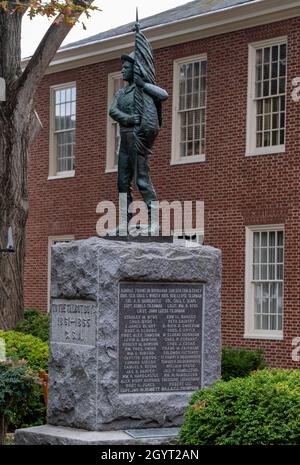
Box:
[171,54,207,166]
[245,36,287,157]
[49,81,76,178]
[244,224,284,340]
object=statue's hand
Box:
[128,114,141,125]
[135,75,145,89]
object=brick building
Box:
[24,0,300,367]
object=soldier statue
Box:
[109,14,168,235]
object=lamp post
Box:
[0,226,15,255]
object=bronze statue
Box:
[109,12,168,235]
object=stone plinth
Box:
[46,237,221,432]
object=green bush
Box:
[15,308,50,342]
[221,347,266,381]
[0,330,48,371]
[0,331,48,431]
[180,369,300,445]
[0,359,40,444]
[8,380,46,430]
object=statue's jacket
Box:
[109,83,168,135]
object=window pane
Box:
[277,264,283,280]
[256,49,263,65]
[254,232,260,247]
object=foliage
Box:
[8,379,45,430]
[0,0,100,30]
[0,330,48,371]
[0,359,40,444]
[180,369,300,445]
[221,347,267,381]
[15,308,50,343]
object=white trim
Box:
[48,170,75,180]
[48,235,75,312]
[171,54,207,166]
[246,146,285,157]
[246,36,287,157]
[21,0,300,74]
[171,154,206,165]
[244,332,284,340]
[49,82,76,178]
[244,224,284,340]
[106,71,122,173]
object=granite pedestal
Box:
[16,237,221,444]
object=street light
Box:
[0,226,15,254]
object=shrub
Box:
[180,369,300,445]
[8,380,46,431]
[221,347,266,381]
[15,308,50,342]
[0,359,40,444]
[0,331,48,432]
[0,330,48,371]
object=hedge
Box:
[0,330,48,371]
[180,369,300,445]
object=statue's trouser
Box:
[117,128,158,226]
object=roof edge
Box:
[22,0,300,74]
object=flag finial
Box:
[132,6,140,33]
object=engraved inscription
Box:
[51,300,96,346]
[119,282,203,393]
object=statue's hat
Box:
[121,51,135,63]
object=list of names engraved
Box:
[119,282,203,393]
[51,300,96,346]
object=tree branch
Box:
[16,2,94,112]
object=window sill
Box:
[171,155,205,166]
[105,167,118,174]
[245,146,285,157]
[244,332,283,341]
[48,171,75,180]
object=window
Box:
[106,72,125,172]
[48,235,74,311]
[49,83,76,178]
[172,55,207,165]
[246,38,287,156]
[245,226,284,339]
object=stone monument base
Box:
[15,425,179,445]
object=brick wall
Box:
[25,17,300,368]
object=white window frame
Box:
[246,36,287,157]
[106,72,124,173]
[244,225,284,340]
[48,235,75,312]
[49,82,76,180]
[171,54,207,166]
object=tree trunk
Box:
[0,115,30,329]
[0,4,94,329]
[0,414,8,445]
[0,10,30,329]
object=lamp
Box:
[0,226,15,254]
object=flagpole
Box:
[133,8,142,187]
